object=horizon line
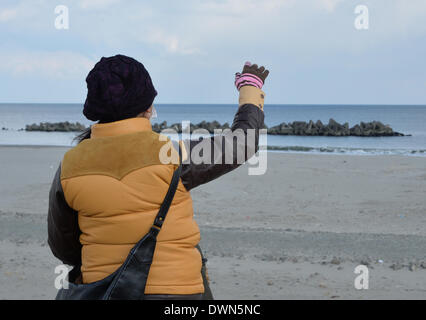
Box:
[0,102,425,107]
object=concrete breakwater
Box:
[20,118,407,137]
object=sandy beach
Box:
[0,145,425,299]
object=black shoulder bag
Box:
[56,155,182,300]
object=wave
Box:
[266,145,426,156]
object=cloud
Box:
[0,0,425,103]
[319,0,344,12]
[2,0,425,56]
[78,0,122,10]
[0,0,49,32]
[0,8,18,22]
[0,50,95,79]
[198,0,294,15]
[146,29,202,55]
[0,0,40,23]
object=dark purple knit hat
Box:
[83,54,157,122]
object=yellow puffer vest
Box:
[60,117,203,295]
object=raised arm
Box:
[179,62,269,191]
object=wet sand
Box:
[0,146,425,299]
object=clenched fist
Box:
[235,62,269,91]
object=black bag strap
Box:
[152,145,182,231]
[101,146,183,300]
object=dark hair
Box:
[73,127,92,144]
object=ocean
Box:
[1,103,426,156]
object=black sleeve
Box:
[180,104,264,191]
[47,165,82,266]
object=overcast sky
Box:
[0,0,425,104]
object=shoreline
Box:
[0,143,425,158]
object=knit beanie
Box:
[83,54,157,122]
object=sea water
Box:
[0,103,425,156]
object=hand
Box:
[235,62,269,91]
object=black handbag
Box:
[56,156,182,300]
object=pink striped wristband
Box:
[235,72,263,90]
